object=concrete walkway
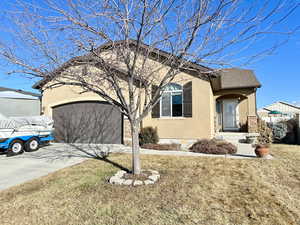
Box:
[0,142,260,191]
[140,143,257,158]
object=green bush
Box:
[189,139,237,155]
[139,127,159,145]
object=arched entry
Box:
[52,101,123,144]
[216,94,248,132]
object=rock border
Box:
[109,169,160,186]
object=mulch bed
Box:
[141,143,181,151]
[122,171,152,181]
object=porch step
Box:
[215,132,248,144]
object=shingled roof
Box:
[212,68,261,91]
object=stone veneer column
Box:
[247,115,258,133]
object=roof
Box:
[278,101,300,110]
[217,68,261,90]
[0,86,40,98]
[258,101,300,114]
[33,40,214,89]
[268,110,283,114]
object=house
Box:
[33,41,261,145]
[0,87,41,117]
[258,101,300,123]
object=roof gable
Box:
[33,40,213,89]
[212,68,261,91]
[262,101,300,113]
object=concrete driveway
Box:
[0,143,127,191]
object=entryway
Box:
[222,99,239,131]
[216,96,244,132]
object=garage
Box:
[52,101,123,144]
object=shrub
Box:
[269,119,297,144]
[189,139,237,155]
[284,119,298,144]
[269,122,287,143]
[139,127,159,145]
[141,143,181,151]
[257,119,273,144]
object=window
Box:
[160,83,183,117]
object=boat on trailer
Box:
[0,113,54,155]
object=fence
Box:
[296,113,300,145]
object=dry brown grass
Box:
[0,144,299,225]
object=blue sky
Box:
[0,1,299,109]
[253,36,300,108]
[1,37,298,109]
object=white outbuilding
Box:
[0,87,41,117]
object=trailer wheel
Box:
[25,138,40,152]
[7,140,24,156]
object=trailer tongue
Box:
[0,113,54,155]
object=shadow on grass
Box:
[6,143,131,173]
[69,144,131,172]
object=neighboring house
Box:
[258,101,300,123]
[33,41,261,145]
[0,87,41,117]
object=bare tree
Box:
[0,0,298,174]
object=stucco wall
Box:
[0,98,40,117]
[143,73,214,141]
[41,68,215,143]
[42,85,105,117]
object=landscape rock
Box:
[115,170,127,177]
[149,170,159,175]
[133,180,143,186]
[149,175,159,182]
[114,178,125,185]
[109,170,160,186]
[109,176,119,184]
[123,179,133,185]
[144,179,155,185]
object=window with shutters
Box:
[151,81,192,118]
[160,83,183,117]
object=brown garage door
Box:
[52,101,122,144]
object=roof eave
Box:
[216,85,261,91]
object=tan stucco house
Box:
[33,41,261,146]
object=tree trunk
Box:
[131,122,141,174]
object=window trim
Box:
[160,83,183,118]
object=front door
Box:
[222,99,239,131]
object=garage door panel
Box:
[53,102,122,144]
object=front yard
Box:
[0,144,299,225]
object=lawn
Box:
[0,144,299,225]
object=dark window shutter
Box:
[183,81,192,117]
[151,85,160,118]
